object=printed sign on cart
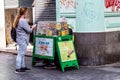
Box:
[58,41,76,62]
[35,38,53,57]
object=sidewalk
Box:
[0,43,33,57]
[0,52,120,80]
[1,44,120,80]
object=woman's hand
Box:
[31,24,36,30]
[31,25,36,30]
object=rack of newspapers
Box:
[32,21,79,72]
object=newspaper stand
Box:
[56,35,79,72]
[31,20,79,72]
[32,35,56,66]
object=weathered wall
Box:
[74,31,120,66]
[5,9,17,44]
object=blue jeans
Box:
[16,42,27,69]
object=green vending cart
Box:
[32,21,56,66]
[56,35,79,72]
[32,35,55,66]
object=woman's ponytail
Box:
[13,14,21,28]
[13,7,27,28]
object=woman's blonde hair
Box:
[13,7,27,28]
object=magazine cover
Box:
[36,21,56,36]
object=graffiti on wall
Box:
[82,2,98,23]
[105,0,120,12]
[60,0,76,9]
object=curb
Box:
[0,50,32,57]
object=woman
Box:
[13,7,35,73]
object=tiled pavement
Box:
[0,52,120,80]
[0,43,33,56]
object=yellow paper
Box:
[58,41,76,62]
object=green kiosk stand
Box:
[32,35,55,66]
[56,35,79,72]
[32,35,79,72]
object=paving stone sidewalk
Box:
[0,52,120,80]
[0,43,33,56]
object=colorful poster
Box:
[36,21,56,36]
[58,41,76,62]
[35,38,53,57]
[59,17,75,31]
[105,0,120,12]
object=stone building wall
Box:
[74,31,120,66]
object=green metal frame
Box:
[56,35,79,72]
[32,35,55,66]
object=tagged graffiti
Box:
[60,0,76,9]
[105,0,120,12]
